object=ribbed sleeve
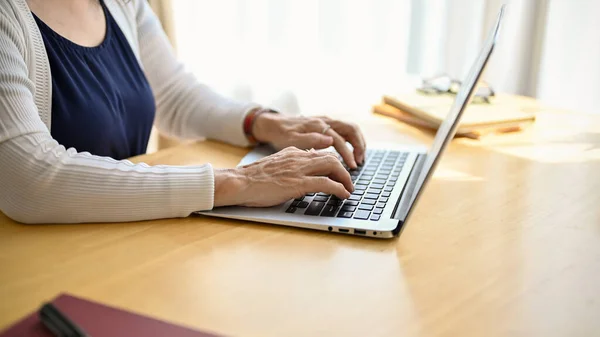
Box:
[133,0,260,147]
[0,0,254,224]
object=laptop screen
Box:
[401,5,505,221]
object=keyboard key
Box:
[370,183,384,189]
[361,199,376,205]
[361,174,374,179]
[354,210,371,220]
[356,180,370,186]
[343,200,359,206]
[358,204,373,211]
[337,211,353,218]
[384,186,394,192]
[389,177,398,182]
[286,206,297,213]
[327,199,343,206]
[348,195,362,201]
[313,195,329,202]
[375,175,389,180]
[372,179,387,185]
[294,196,304,202]
[376,202,386,208]
[296,201,308,208]
[320,205,340,217]
[382,191,391,197]
[370,214,381,221]
[373,207,384,215]
[379,170,391,175]
[364,193,379,200]
[305,201,326,215]
[291,200,300,207]
[352,190,365,196]
[354,185,367,192]
[341,205,356,212]
[368,188,382,195]
[305,193,315,196]
[379,197,389,203]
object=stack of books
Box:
[373,92,539,139]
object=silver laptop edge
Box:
[198,5,506,239]
[393,5,505,236]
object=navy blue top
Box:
[33,1,156,160]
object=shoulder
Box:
[0,0,31,57]
[104,0,150,28]
[103,0,151,57]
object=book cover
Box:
[0,294,223,337]
[382,93,537,130]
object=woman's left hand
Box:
[252,113,366,169]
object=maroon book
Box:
[1,294,223,337]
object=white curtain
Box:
[170,0,600,115]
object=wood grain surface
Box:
[1,106,599,337]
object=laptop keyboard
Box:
[285,150,408,221]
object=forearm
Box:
[0,134,215,224]
[153,78,261,146]
[136,0,260,146]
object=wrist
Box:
[252,111,281,143]
[213,168,248,207]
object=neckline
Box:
[31,0,112,53]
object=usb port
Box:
[338,228,349,233]
[354,229,366,235]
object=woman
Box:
[0,0,365,224]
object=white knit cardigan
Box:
[0,0,259,224]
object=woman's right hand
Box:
[213,147,354,207]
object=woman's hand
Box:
[214,147,354,207]
[252,113,366,169]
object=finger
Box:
[291,132,334,150]
[305,177,352,200]
[305,153,354,192]
[330,121,366,164]
[353,124,367,164]
[325,128,357,169]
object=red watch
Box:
[243,108,278,144]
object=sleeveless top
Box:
[32,0,156,159]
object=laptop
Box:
[198,5,506,239]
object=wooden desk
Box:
[1,109,600,337]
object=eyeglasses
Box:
[417,74,495,104]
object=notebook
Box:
[0,294,222,337]
[372,103,479,139]
[382,92,537,134]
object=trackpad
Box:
[237,144,277,167]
